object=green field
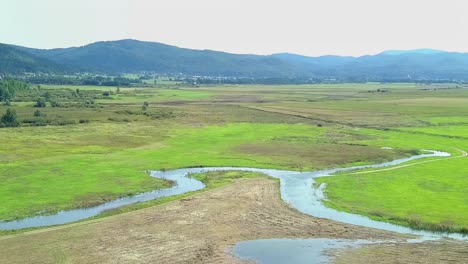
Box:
[316,127,468,233]
[1,82,467,233]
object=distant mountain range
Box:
[379,49,446,56]
[2,39,468,81]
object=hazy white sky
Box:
[1,0,467,56]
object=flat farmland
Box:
[0,83,467,263]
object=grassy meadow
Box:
[316,127,468,233]
[1,82,467,233]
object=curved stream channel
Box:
[1,150,466,262]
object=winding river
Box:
[0,150,463,237]
[1,150,465,262]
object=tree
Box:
[142,101,149,111]
[35,97,47,107]
[0,108,19,127]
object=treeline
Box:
[20,75,142,86]
[186,77,326,85]
[0,79,29,104]
[185,76,468,85]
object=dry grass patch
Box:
[235,143,416,170]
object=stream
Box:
[1,150,464,263]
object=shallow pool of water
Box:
[233,238,373,264]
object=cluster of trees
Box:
[82,76,141,86]
[0,79,29,104]
[28,88,102,108]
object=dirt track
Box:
[0,178,465,263]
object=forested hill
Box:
[13,40,304,77]
[3,39,468,81]
[0,44,65,74]
[270,51,468,81]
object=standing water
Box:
[233,238,374,264]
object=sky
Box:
[1,0,467,56]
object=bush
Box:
[0,108,20,127]
[108,117,130,122]
[50,100,61,107]
[34,97,47,107]
[79,119,90,124]
[50,119,76,126]
[21,118,48,126]
[43,91,51,101]
[34,110,44,117]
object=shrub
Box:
[34,97,47,107]
[0,108,20,127]
[51,119,76,126]
[50,100,61,107]
[43,91,51,101]
[33,110,45,117]
[21,118,48,126]
[108,117,130,122]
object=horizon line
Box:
[2,38,462,58]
